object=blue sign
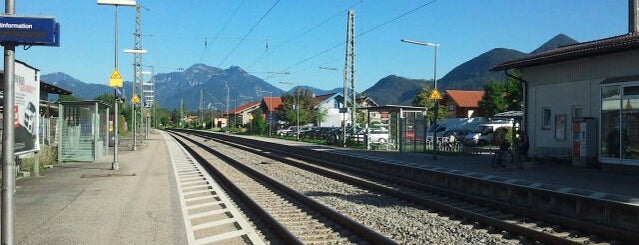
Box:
[0,16,59,46]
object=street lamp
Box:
[123,48,147,151]
[280,82,300,140]
[98,0,137,170]
[401,38,440,160]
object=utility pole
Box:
[225,82,230,132]
[342,10,356,147]
[180,99,184,127]
[200,90,204,128]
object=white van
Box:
[464,122,512,146]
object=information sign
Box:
[0,15,59,46]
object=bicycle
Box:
[492,142,514,168]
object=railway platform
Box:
[1,131,188,244]
[242,135,639,198]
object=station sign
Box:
[0,15,60,46]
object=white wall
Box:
[522,49,639,158]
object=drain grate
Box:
[81,173,136,178]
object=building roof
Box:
[492,32,639,71]
[263,96,282,112]
[41,80,72,95]
[314,93,336,103]
[228,101,260,115]
[445,90,484,108]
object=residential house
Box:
[226,101,261,126]
[443,90,484,118]
[313,93,351,127]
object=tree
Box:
[478,80,507,117]
[57,94,83,102]
[503,70,523,111]
[279,87,314,126]
[313,108,328,127]
[94,93,116,105]
[478,70,524,117]
[250,108,267,135]
[412,84,446,123]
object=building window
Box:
[542,107,551,129]
[447,104,455,111]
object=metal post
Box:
[2,43,16,245]
[296,88,299,141]
[132,58,137,150]
[112,5,121,169]
[2,0,16,242]
[432,44,438,160]
[113,89,120,170]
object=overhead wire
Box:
[198,0,246,63]
[282,0,440,72]
[246,0,364,69]
[218,0,281,67]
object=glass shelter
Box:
[58,101,110,163]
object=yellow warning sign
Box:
[429,88,443,100]
[131,94,140,104]
[109,69,123,87]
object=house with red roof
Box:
[442,90,484,118]
[226,100,261,127]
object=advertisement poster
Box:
[13,61,40,154]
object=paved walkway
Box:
[1,131,187,244]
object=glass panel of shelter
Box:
[601,83,639,165]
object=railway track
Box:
[168,131,396,244]
[174,129,636,244]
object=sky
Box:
[12,0,631,92]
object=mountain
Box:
[153,64,283,110]
[43,34,578,109]
[42,72,114,101]
[436,48,528,90]
[530,34,578,54]
[362,75,428,106]
[285,86,341,97]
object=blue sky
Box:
[16,0,629,92]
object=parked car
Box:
[442,129,470,142]
[276,126,296,136]
[464,123,512,146]
[365,127,390,144]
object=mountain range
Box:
[42,34,578,109]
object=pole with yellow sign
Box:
[109,68,122,170]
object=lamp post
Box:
[123,48,147,150]
[280,82,300,140]
[98,0,137,169]
[401,38,440,160]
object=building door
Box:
[601,83,639,166]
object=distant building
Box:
[442,90,484,118]
[226,101,261,126]
[493,32,639,172]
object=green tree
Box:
[503,70,523,111]
[57,94,83,102]
[412,84,446,123]
[279,87,314,126]
[478,80,507,117]
[250,108,267,135]
[94,93,116,105]
[313,108,328,127]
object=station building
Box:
[492,31,639,173]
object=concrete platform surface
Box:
[1,131,187,244]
